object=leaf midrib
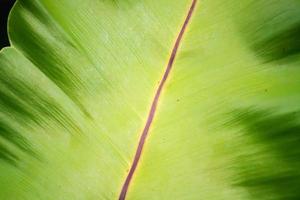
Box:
[118,0,198,199]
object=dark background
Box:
[0,0,16,49]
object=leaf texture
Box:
[0,0,300,199]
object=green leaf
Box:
[1,0,300,199]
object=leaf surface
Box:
[1,0,300,199]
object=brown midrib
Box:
[118,1,198,199]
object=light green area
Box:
[1,0,300,199]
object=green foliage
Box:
[0,0,300,199]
